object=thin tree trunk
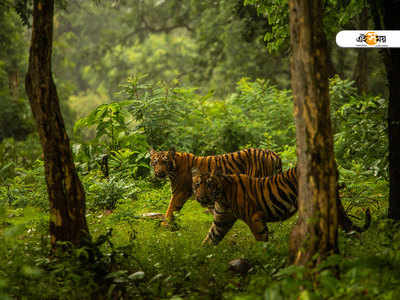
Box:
[25,0,90,250]
[384,0,400,220]
[352,7,369,94]
[288,0,339,266]
[336,47,346,79]
[326,41,336,78]
[8,70,19,100]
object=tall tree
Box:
[383,0,400,220]
[25,0,90,250]
[369,0,400,220]
[352,6,369,94]
[288,0,339,265]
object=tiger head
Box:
[191,168,223,208]
[150,149,176,178]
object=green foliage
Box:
[120,75,386,180]
[0,160,48,210]
[231,77,295,152]
[330,76,388,178]
[244,0,364,53]
[109,145,150,179]
[74,101,132,151]
[0,170,396,299]
[0,135,42,180]
[73,96,150,178]
[0,96,34,142]
[72,142,102,173]
[50,0,290,107]
[244,0,289,53]
[120,75,295,155]
[0,9,32,142]
[189,0,289,93]
[0,2,393,298]
[339,162,387,213]
[263,219,400,300]
[84,174,139,211]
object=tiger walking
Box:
[150,148,282,224]
[191,167,370,245]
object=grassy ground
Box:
[1,177,399,299]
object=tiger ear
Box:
[191,167,201,177]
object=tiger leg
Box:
[249,211,268,242]
[162,192,189,226]
[202,210,236,246]
[164,195,177,221]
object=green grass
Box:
[0,177,399,299]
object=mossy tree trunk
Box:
[25,0,90,250]
[288,0,339,266]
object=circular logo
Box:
[365,32,378,45]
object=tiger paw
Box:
[161,220,171,227]
[160,220,180,231]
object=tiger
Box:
[191,167,371,245]
[149,148,282,223]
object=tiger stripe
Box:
[192,167,370,245]
[150,148,282,222]
[192,168,298,244]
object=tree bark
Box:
[25,0,90,250]
[288,0,339,266]
[384,0,400,220]
[326,41,336,78]
[8,70,19,101]
[352,6,369,94]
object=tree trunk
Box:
[384,0,400,220]
[352,7,369,94]
[336,47,346,79]
[288,0,339,266]
[326,41,336,78]
[25,0,90,250]
[8,70,19,101]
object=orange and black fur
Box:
[192,168,370,245]
[150,148,282,222]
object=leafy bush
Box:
[119,75,387,181]
[74,101,133,152]
[330,76,387,178]
[231,77,295,152]
[120,75,295,155]
[0,134,42,181]
[73,99,150,179]
[0,160,48,210]
[84,174,140,211]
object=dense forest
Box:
[0,0,399,299]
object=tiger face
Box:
[150,149,175,178]
[191,168,222,208]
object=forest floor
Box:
[1,178,400,299]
